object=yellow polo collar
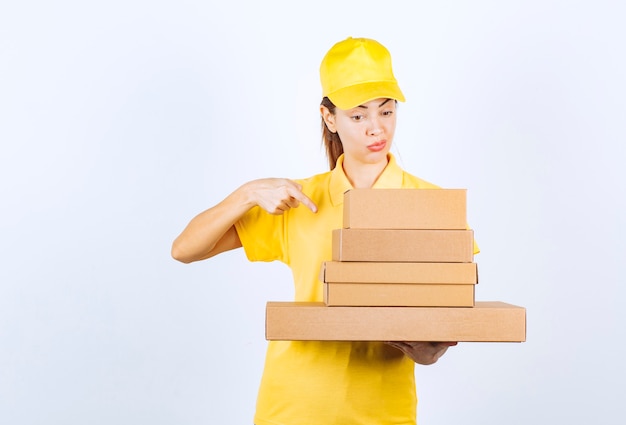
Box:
[329,153,404,206]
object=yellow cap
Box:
[320,37,405,110]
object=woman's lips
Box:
[367,140,387,152]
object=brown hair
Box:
[320,97,343,170]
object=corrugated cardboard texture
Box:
[323,283,475,307]
[320,261,478,284]
[266,301,526,342]
[332,229,474,262]
[343,188,467,229]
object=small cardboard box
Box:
[320,261,478,284]
[332,229,474,262]
[323,283,475,307]
[343,188,467,229]
[265,301,526,342]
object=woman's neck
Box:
[342,155,390,189]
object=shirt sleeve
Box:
[234,205,287,263]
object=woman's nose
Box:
[368,117,383,136]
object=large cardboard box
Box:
[343,188,467,229]
[320,261,478,284]
[266,301,526,342]
[332,229,474,262]
[323,282,475,307]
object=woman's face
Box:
[322,98,397,166]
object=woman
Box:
[172,37,460,425]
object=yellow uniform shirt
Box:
[235,154,462,425]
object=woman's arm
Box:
[171,178,317,264]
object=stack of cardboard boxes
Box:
[266,189,526,343]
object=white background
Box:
[1,1,625,424]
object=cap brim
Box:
[327,81,406,110]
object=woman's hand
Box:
[171,177,317,263]
[246,178,317,215]
[385,341,458,365]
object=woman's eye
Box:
[351,115,364,121]
[382,110,394,116]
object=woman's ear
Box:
[320,105,337,133]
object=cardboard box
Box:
[332,229,474,262]
[343,188,467,229]
[320,261,478,284]
[266,301,526,342]
[323,283,475,307]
